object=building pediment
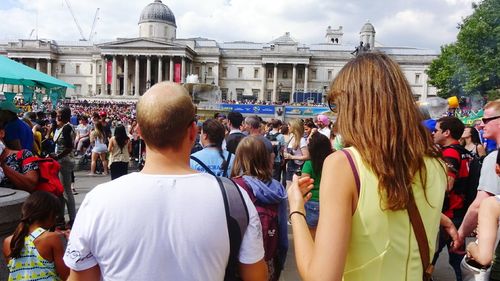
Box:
[98,38,184,49]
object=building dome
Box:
[139,0,176,27]
[360,22,375,33]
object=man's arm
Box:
[67,266,101,281]
[239,259,267,281]
[454,190,492,251]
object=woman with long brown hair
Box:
[231,136,288,281]
[283,118,309,186]
[89,121,109,176]
[287,52,447,280]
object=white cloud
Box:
[0,0,475,50]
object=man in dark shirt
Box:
[0,102,34,151]
[433,116,466,281]
[225,111,245,154]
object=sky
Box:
[0,0,476,51]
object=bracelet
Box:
[288,211,306,223]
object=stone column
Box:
[169,57,174,82]
[102,57,107,95]
[146,56,151,89]
[157,56,163,83]
[304,64,309,93]
[92,59,97,96]
[35,59,40,71]
[292,64,297,102]
[202,63,207,83]
[213,62,219,86]
[422,73,429,101]
[47,60,52,76]
[260,64,266,101]
[181,57,186,83]
[272,64,278,102]
[111,56,117,96]
[123,56,129,96]
[134,56,140,96]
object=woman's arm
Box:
[291,147,310,161]
[50,233,70,280]
[288,151,357,280]
[127,140,132,154]
[467,196,500,265]
[108,137,115,152]
[1,163,38,192]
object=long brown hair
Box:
[231,136,272,182]
[329,52,440,210]
[10,191,61,258]
[289,119,304,150]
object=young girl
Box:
[2,191,69,281]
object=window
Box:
[283,70,288,79]
[98,64,102,74]
[208,66,213,76]
[252,89,259,98]
[266,91,272,102]
[75,64,81,75]
[328,70,333,80]
[90,64,93,75]
[238,68,243,78]
[236,88,244,101]
[195,67,200,76]
[311,69,317,80]
[222,67,227,78]
[415,73,421,84]
[221,88,228,100]
[60,63,65,74]
[75,84,81,95]
[88,84,93,94]
[298,70,303,79]
[254,68,259,79]
[267,70,273,79]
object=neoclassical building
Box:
[0,0,438,102]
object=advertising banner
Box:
[174,63,181,83]
[106,61,112,84]
[220,104,276,115]
[284,106,330,116]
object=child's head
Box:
[10,191,61,258]
[20,191,61,227]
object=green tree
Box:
[427,0,500,99]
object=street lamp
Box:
[146,80,151,90]
[204,71,207,84]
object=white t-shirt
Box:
[288,136,308,165]
[478,150,500,195]
[63,172,264,281]
[318,127,331,138]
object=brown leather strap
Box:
[341,149,360,195]
[407,191,433,281]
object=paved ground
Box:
[72,170,458,281]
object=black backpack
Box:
[448,144,484,210]
[265,132,282,161]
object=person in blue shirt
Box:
[190,119,234,177]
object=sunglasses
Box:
[482,115,500,125]
[328,99,337,113]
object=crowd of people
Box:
[1,52,499,281]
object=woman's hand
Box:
[287,175,314,213]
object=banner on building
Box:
[284,106,330,116]
[174,63,181,83]
[106,60,112,84]
[220,104,275,115]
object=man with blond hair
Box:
[455,100,500,250]
[63,82,267,281]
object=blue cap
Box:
[423,119,436,132]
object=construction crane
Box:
[63,0,86,41]
[88,8,100,42]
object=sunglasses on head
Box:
[328,99,337,113]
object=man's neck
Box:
[442,139,459,147]
[141,147,195,175]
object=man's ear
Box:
[188,122,197,142]
[443,129,451,138]
[136,124,142,138]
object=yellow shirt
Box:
[343,148,446,281]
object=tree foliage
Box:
[427,0,500,99]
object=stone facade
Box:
[0,0,438,102]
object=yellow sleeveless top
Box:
[343,148,446,281]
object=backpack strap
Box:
[215,176,249,281]
[15,150,38,166]
[222,153,232,178]
[408,191,433,281]
[190,155,216,176]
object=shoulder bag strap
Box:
[216,176,249,281]
[222,153,232,178]
[407,191,433,281]
[190,155,216,176]
[340,149,360,195]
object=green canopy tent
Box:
[0,55,75,89]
